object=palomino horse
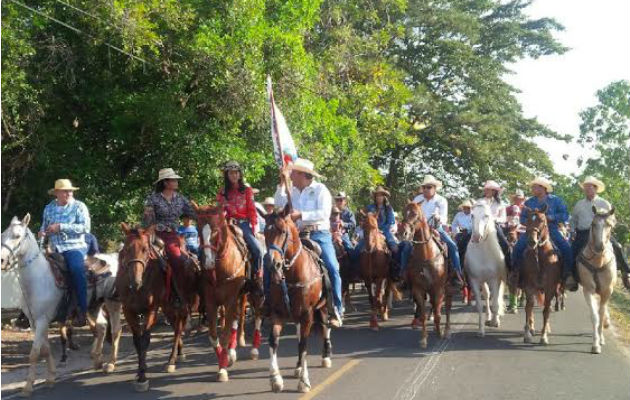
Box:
[0,215,122,397]
[521,206,562,345]
[264,207,332,393]
[360,212,397,331]
[402,202,451,348]
[577,206,616,354]
[194,204,262,382]
[465,202,507,336]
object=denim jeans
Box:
[513,225,573,277]
[238,221,263,276]
[62,249,88,313]
[400,226,461,275]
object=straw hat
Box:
[481,180,503,193]
[223,160,242,172]
[48,179,79,195]
[154,168,182,184]
[372,185,391,197]
[528,177,553,193]
[334,191,348,199]
[579,176,605,193]
[459,199,473,210]
[261,197,275,206]
[290,158,322,178]
[420,175,443,190]
[510,189,525,201]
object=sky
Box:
[507,0,630,176]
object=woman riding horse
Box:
[479,180,512,271]
[217,160,264,296]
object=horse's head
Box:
[470,202,493,243]
[192,202,223,270]
[264,205,297,269]
[590,206,616,253]
[401,201,425,241]
[362,211,379,232]
[524,205,548,248]
[1,214,32,270]
[119,223,156,291]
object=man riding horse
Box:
[570,176,630,289]
[451,199,473,261]
[38,179,91,327]
[268,158,344,327]
[512,177,576,291]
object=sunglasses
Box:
[422,185,435,189]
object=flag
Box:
[267,76,298,167]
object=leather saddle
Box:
[299,232,322,257]
[47,253,112,290]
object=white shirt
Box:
[451,211,472,233]
[571,196,611,231]
[274,181,332,231]
[412,193,449,227]
[478,197,506,224]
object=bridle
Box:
[526,216,550,251]
[266,219,302,270]
[2,229,38,270]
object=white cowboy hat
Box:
[154,168,183,184]
[528,177,553,193]
[334,191,348,199]
[420,175,443,190]
[459,200,473,210]
[481,180,503,193]
[48,179,79,195]
[510,189,525,200]
[261,197,275,206]
[579,176,605,193]
[372,185,391,197]
[290,158,322,178]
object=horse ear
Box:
[22,213,31,227]
[120,222,131,235]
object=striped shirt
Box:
[39,199,91,253]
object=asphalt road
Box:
[2,289,629,400]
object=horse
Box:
[505,217,524,313]
[401,202,451,348]
[464,202,507,336]
[0,215,122,397]
[577,206,617,354]
[194,203,261,382]
[520,205,562,345]
[264,206,332,393]
[359,212,397,331]
[332,230,360,313]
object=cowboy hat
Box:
[290,158,322,178]
[261,197,275,206]
[528,177,553,193]
[223,160,242,172]
[510,189,525,200]
[419,175,443,190]
[372,185,391,197]
[154,168,182,184]
[459,199,473,210]
[334,191,348,199]
[481,180,503,193]
[579,176,605,193]
[48,179,79,195]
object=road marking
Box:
[300,359,361,400]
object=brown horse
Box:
[402,202,451,348]
[360,212,397,331]
[264,207,332,393]
[521,205,562,345]
[332,232,360,313]
[116,224,166,392]
[194,204,262,382]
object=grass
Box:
[609,281,630,348]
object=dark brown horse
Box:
[521,205,562,345]
[193,204,258,382]
[116,224,166,392]
[264,207,332,393]
[402,202,451,348]
[360,212,397,331]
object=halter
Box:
[267,225,302,270]
[2,230,39,270]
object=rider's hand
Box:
[37,231,46,239]
[279,165,291,185]
[46,223,61,233]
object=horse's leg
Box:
[419,290,429,348]
[540,287,553,345]
[238,294,247,348]
[432,289,444,339]
[383,279,391,321]
[321,309,332,368]
[444,289,452,339]
[483,282,492,323]
[67,325,79,350]
[469,279,485,337]
[598,289,612,348]
[250,311,263,360]
[124,310,148,392]
[227,316,239,367]
[366,278,378,331]
[104,300,122,373]
[207,301,227,382]
[269,321,284,392]
[163,305,180,373]
[523,292,535,344]
[219,299,239,380]
[42,333,56,388]
[297,312,314,393]
[59,324,69,365]
[90,308,106,370]
[487,279,501,328]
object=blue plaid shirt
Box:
[39,199,91,253]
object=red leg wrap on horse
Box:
[252,329,262,348]
[229,329,238,350]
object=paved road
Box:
[3,289,629,400]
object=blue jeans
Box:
[348,230,398,262]
[62,249,87,313]
[399,227,462,275]
[513,225,574,278]
[239,221,263,276]
[264,230,343,314]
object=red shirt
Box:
[217,186,258,231]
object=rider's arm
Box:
[436,196,449,228]
[274,184,288,209]
[60,202,91,234]
[552,197,570,224]
[301,186,332,224]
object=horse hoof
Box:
[477,331,485,338]
[420,339,428,349]
[165,364,176,373]
[177,354,187,362]
[270,375,284,393]
[103,363,115,374]
[540,337,549,345]
[134,380,149,392]
[382,312,389,321]
[294,367,302,378]
[250,348,259,361]
[322,357,332,368]
[217,368,229,382]
[592,345,601,354]
[298,380,311,393]
[228,349,237,366]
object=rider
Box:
[399,175,464,288]
[507,189,526,220]
[511,177,575,291]
[451,200,473,261]
[216,161,264,296]
[178,216,200,256]
[570,176,630,289]
[143,168,197,304]
[38,179,91,327]
[271,158,344,327]
[334,192,357,250]
[479,180,512,270]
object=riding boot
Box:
[73,310,87,327]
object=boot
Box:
[449,271,464,291]
[72,310,87,327]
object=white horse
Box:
[464,202,507,336]
[0,214,122,397]
[577,206,617,354]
